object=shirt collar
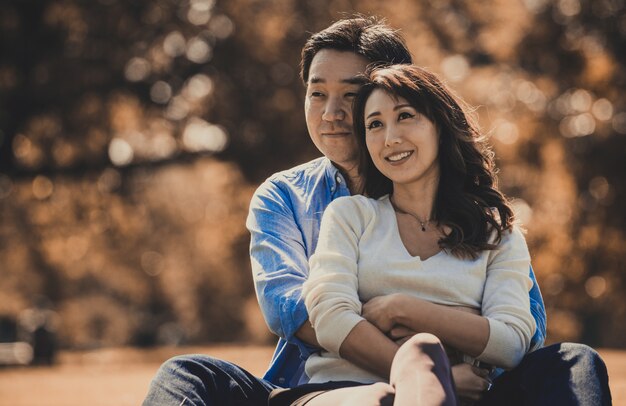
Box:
[322,158,349,195]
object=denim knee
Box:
[558,343,604,366]
[157,354,221,377]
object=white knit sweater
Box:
[302,194,536,384]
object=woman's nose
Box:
[385,126,402,146]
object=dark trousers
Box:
[478,343,611,406]
[142,354,277,405]
[142,343,611,406]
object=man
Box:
[143,16,610,405]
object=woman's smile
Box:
[385,150,414,164]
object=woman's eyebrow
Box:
[366,103,412,119]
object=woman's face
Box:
[364,89,440,187]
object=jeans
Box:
[478,343,611,406]
[142,354,277,406]
[142,343,611,406]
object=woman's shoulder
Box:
[326,194,388,221]
[494,223,530,254]
[503,222,527,241]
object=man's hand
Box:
[452,364,491,403]
[362,293,407,333]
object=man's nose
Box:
[322,97,346,122]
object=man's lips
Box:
[322,131,351,137]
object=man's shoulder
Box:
[249,157,329,209]
[266,156,328,184]
[255,157,328,195]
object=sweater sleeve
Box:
[302,196,369,354]
[478,226,536,369]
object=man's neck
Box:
[333,160,363,195]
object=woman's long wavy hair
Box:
[352,64,515,258]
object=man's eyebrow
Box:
[343,77,367,85]
[308,76,366,85]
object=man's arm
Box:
[247,179,318,352]
[528,265,547,350]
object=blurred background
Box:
[0,0,624,361]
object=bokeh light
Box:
[124,57,151,82]
[186,37,212,64]
[440,54,469,82]
[150,81,173,104]
[163,31,187,58]
[32,176,54,200]
[182,118,228,153]
[108,138,134,166]
[585,276,607,299]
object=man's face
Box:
[304,49,369,173]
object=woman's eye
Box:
[367,120,382,130]
[310,91,324,98]
[398,111,415,120]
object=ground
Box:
[0,345,623,405]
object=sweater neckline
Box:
[381,195,444,262]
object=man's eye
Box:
[399,112,415,120]
[310,91,324,98]
[367,120,382,130]
[345,92,358,98]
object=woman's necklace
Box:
[390,196,432,232]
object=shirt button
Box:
[336,176,342,184]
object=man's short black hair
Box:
[300,16,412,84]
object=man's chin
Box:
[322,132,352,139]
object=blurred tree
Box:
[0,0,624,348]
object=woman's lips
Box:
[385,150,414,163]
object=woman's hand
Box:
[389,325,416,346]
[452,364,491,403]
[362,294,411,333]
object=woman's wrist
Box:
[393,294,428,329]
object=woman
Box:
[270,64,535,405]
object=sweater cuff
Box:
[478,318,524,369]
[318,312,366,354]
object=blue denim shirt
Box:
[247,157,547,388]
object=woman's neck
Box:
[391,176,439,221]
